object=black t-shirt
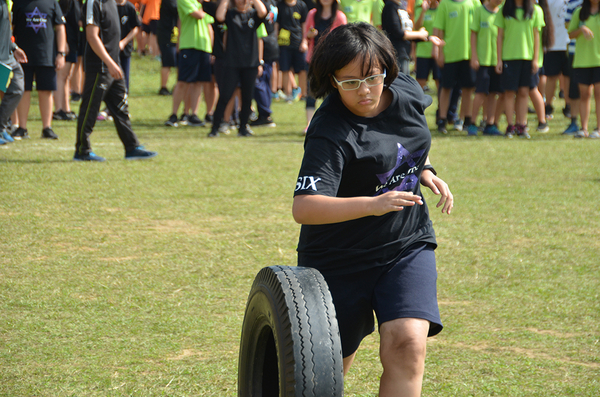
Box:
[156,0,178,43]
[223,8,264,68]
[117,1,140,57]
[294,74,437,274]
[202,2,226,59]
[277,0,308,49]
[83,0,121,73]
[13,0,66,67]
[63,0,81,57]
[381,0,413,62]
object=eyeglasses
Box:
[332,71,386,91]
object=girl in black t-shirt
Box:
[207,0,267,137]
[293,23,453,396]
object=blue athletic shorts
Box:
[475,66,502,94]
[416,57,440,81]
[501,59,532,91]
[22,65,57,91]
[440,60,476,89]
[278,46,307,73]
[178,49,212,83]
[306,243,442,358]
[572,66,600,86]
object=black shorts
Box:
[543,51,569,77]
[158,39,177,67]
[278,46,307,73]
[501,59,532,91]
[572,67,600,86]
[177,49,212,83]
[567,52,580,100]
[22,65,57,91]
[530,70,540,89]
[142,20,158,35]
[475,66,502,94]
[311,243,442,358]
[440,60,476,89]
[416,57,440,81]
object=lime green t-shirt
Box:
[340,0,378,23]
[568,8,600,68]
[415,1,438,59]
[433,0,476,63]
[495,6,545,61]
[470,4,498,67]
[177,0,214,52]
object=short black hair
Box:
[308,22,399,99]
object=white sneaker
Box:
[574,130,588,138]
[588,131,600,139]
[454,119,464,131]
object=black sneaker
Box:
[67,111,77,120]
[158,87,170,96]
[164,114,179,127]
[70,92,81,102]
[436,119,448,135]
[74,151,106,162]
[536,122,549,133]
[125,146,158,160]
[41,127,59,139]
[204,113,213,124]
[516,124,531,139]
[249,115,276,127]
[11,127,28,140]
[545,104,553,120]
[238,125,255,137]
[187,114,206,127]
[53,110,71,120]
[207,131,219,138]
[562,104,571,118]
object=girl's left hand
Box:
[421,170,453,214]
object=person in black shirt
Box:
[116,0,141,91]
[74,0,157,161]
[12,0,67,140]
[157,0,178,95]
[207,0,267,137]
[293,23,453,396]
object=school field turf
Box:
[1,55,598,396]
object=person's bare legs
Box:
[515,87,529,126]
[529,85,546,125]
[160,67,170,90]
[172,81,187,116]
[594,83,600,131]
[55,62,73,112]
[579,83,592,133]
[379,318,429,397]
[38,90,54,129]
[438,87,451,120]
[17,91,31,129]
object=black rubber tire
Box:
[238,265,344,397]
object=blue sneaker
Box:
[563,122,579,135]
[467,124,479,136]
[74,151,106,162]
[125,146,158,160]
[482,124,503,136]
[2,130,14,143]
[0,136,7,145]
[292,87,301,101]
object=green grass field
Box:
[1,55,599,396]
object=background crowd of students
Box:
[1,0,599,145]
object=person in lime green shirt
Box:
[165,0,215,127]
[414,0,441,91]
[495,0,544,138]
[568,0,600,137]
[467,0,503,136]
[433,0,478,134]
[340,0,379,23]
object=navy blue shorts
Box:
[543,51,569,77]
[142,20,158,35]
[530,70,540,89]
[440,60,476,89]
[65,49,77,64]
[159,41,177,68]
[278,46,307,73]
[475,66,502,94]
[416,57,440,81]
[572,67,600,86]
[308,243,442,358]
[178,49,212,83]
[22,65,56,91]
[501,59,532,91]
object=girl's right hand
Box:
[495,61,503,74]
[582,26,594,40]
[371,191,423,216]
